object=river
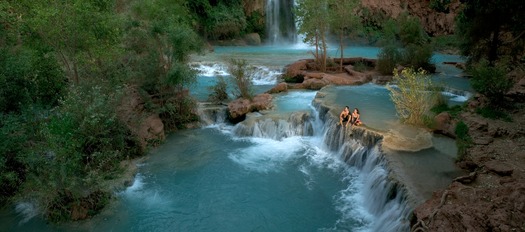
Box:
[0,44,467,232]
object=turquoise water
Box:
[1,44,467,232]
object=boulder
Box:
[284,59,311,78]
[244,33,261,45]
[228,93,273,122]
[507,77,525,101]
[139,115,165,143]
[267,82,288,94]
[118,86,165,150]
[303,78,329,90]
[434,112,457,138]
[485,160,514,176]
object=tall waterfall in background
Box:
[266,0,296,44]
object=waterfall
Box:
[198,99,412,231]
[266,0,296,44]
[317,106,412,232]
[233,111,313,140]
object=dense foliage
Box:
[469,61,514,107]
[457,0,525,65]
[188,0,263,40]
[376,13,434,74]
[0,0,202,221]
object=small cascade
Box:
[441,86,472,102]
[197,102,228,126]
[316,105,412,231]
[233,111,313,140]
[266,0,296,44]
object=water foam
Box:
[191,62,228,77]
[228,136,305,173]
[15,202,39,224]
[120,174,171,207]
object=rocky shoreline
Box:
[411,103,525,231]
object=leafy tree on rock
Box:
[295,0,330,72]
[329,0,361,72]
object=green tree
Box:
[125,0,203,130]
[329,0,360,71]
[457,0,525,65]
[19,0,123,84]
[469,60,514,106]
[295,0,330,71]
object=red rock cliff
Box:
[360,0,461,35]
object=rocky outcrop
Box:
[507,77,525,101]
[118,86,165,150]
[360,0,462,36]
[244,33,261,45]
[283,58,376,90]
[266,82,288,94]
[242,0,265,16]
[227,93,273,122]
[433,112,457,138]
[412,106,525,231]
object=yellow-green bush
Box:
[387,68,438,126]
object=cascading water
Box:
[219,95,412,231]
[266,0,296,44]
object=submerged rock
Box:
[382,125,433,152]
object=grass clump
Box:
[208,76,229,103]
[228,59,254,100]
[455,121,472,161]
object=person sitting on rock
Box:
[339,106,352,127]
[351,108,362,126]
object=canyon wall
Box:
[361,0,461,35]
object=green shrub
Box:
[208,76,229,103]
[387,68,439,126]
[431,34,460,52]
[476,107,512,122]
[401,43,434,72]
[455,121,471,161]
[469,61,514,106]
[377,45,402,75]
[245,11,265,36]
[353,61,369,72]
[228,59,254,100]
[397,13,429,46]
[0,48,66,114]
[159,95,199,130]
[20,83,142,221]
[206,3,247,40]
[283,74,305,83]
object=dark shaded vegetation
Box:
[208,76,230,103]
[454,121,472,161]
[284,74,305,83]
[0,0,201,221]
[374,13,434,75]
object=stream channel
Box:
[1,45,470,232]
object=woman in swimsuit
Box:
[339,106,352,127]
[351,108,362,126]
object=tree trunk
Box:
[339,31,344,72]
[488,26,500,66]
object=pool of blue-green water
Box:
[1,44,470,232]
